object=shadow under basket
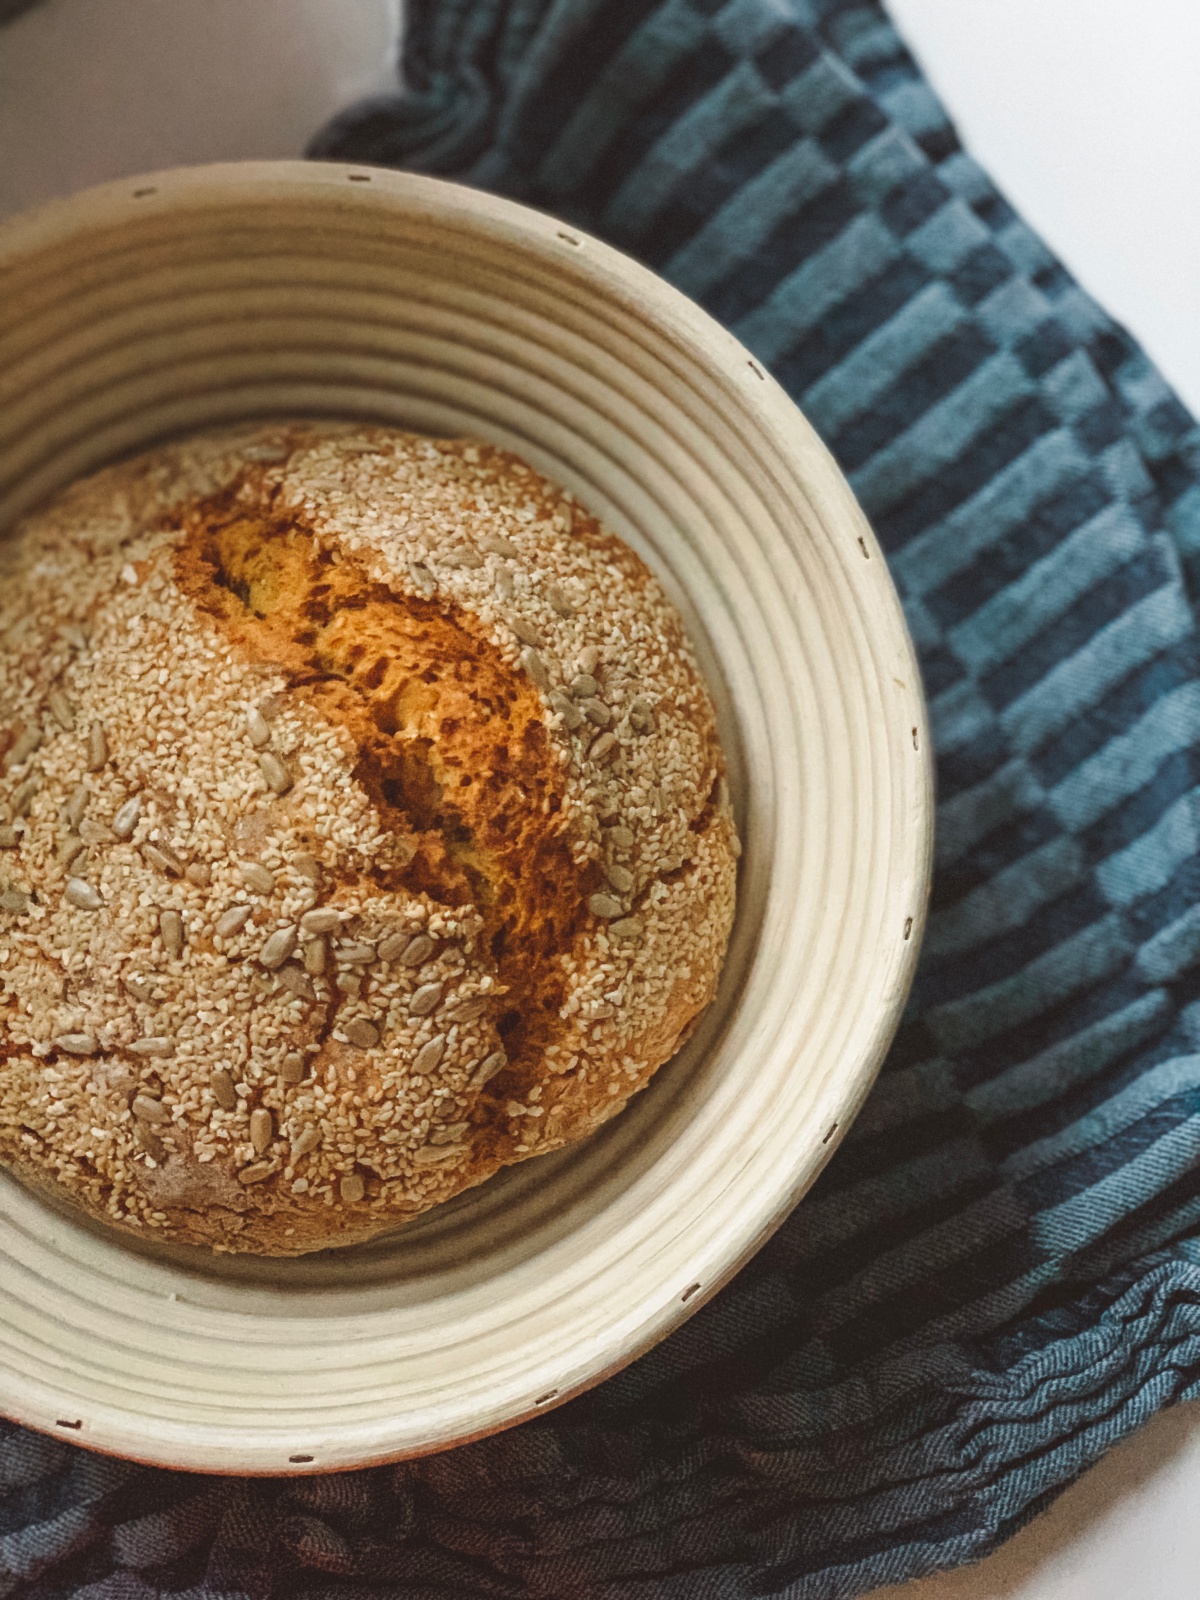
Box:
[0,160,932,1474]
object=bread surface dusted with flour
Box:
[0,422,738,1254]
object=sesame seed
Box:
[508,616,544,649]
[64,785,89,829]
[131,1037,175,1059]
[48,690,75,732]
[548,691,584,729]
[55,1034,97,1056]
[249,1107,273,1154]
[413,1034,446,1074]
[211,1069,237,1110]
[470,1052,507,1089]
[281,1052,305,1085]
[344,1018,380,1050]
[245,706,271,747]
[65,877,103,911]
[159,910,185,957]
[239,1162,273,1186]
[570,675,597,700]
[291,1177,309,1194]
[240,863,276,894]
[340,1173,365,1203]
[580,697,611,727]
[520,646,550,690]
[216,905,252,937]
[606,864,634,893]
[399,933,435,967]
[589,893,624,919]
[258,752,292,795]
[300,908,342,936]
[409,981,443,1016]
[259,925,298,970]
[111,794,142,838]
[303,937,327,976]
[132,1092,169,1120]
[86,722,108,771]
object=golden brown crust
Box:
[0,422,739,1254]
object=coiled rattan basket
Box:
[0,161,932,1473]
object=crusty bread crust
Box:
[0,423,738,1254]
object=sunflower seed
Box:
[480,533,518,558]
[577,646,600,675]
[0,825,17,849]
[78,819,112,846]
[300,907,342,936]
[606,863,634,893]
[336,970,362,998]
[111,794,142,839]
[520,646,550,691]
[431,1121,470,1144]
[292,852,323,884]
[409,561,437,597]
[58,839,86,872]
[239,1161,273,1186]
[9,727,42,767]
[344,1017,380,1050]
[278,966,315,1000]
[131,1037,174,1059]
[48,690,75,732]
[245,706,271,747]
[65,784,89,829]
[494,565,515,601]
[413,1034,446,1075]
[291,1124,320,1159]
[608,917,643,941]
[413,1143,467,1165]
[258,752,292,796]
[186,862,212,888]
[66,877,103,911]
[159,909,185,957]
[339,1173,365,1203]
[629,699,655,734]
[0,888,30,914]
[410,981,443,1016]
[589,893,624,919]
[259,925,297,970]
[124,976,156,1004]
[607,826,634,850]
[143,841,184,877]
[240,862,275,894]
[12,776,40,817]
[548,691,584,729]
[448,995,488,1022]
[214,905,251,939]
[211,1068,237,1110]
[86,722,108,771]
[249,1107,273,1155]
[580,697,611,727]
[439,549,484,570]
[132,1092,169,1120]
[508,616,544,649]
[375,932,407,962]
[55,1033,97,1056]
[281,1052,305,1085]
[570,674,597,700]
[336,940,376,965]
[545,582,575,618]
[590,732,618,765]
[470,1050,507,1088]
[398,933,435,967]
[137,1125,166,1162]
[60,624,89,652]
[303,937,327,976]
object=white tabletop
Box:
[3,2,1200,1594]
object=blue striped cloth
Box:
[9,2,1200,1596]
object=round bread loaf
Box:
[0,422,738,1255]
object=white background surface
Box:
[3,1,1200,1594]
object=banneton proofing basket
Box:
[0,161,932,1473]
